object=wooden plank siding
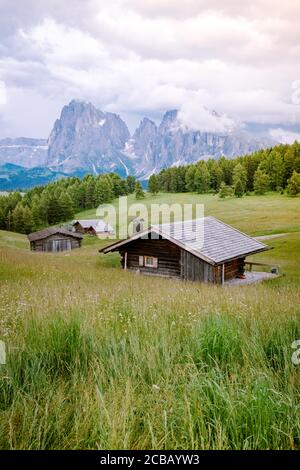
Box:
[180,249,215,283]
[214,258,245,283]
[117,236,246,283]
[120,237,181,278]
[31,233,81,252]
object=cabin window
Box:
[144,256,158,268]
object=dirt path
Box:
[255,233,289,241]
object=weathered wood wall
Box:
[214,258,245,283]
[31,234,81,252]
[116,236,245,284]
[180,249,215,282]
[120,237,181,278]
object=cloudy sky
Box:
[0,0,300,139]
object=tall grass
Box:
[0,227,299,449]
[0,309,299,450]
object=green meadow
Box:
[76,191,300,236]
[0,192,300,449]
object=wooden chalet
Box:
[73,219,114,237]
[28,227,83,252]
[99,217,270,284]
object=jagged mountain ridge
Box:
[0,137,48,168]
[0,100,276,187]
[47,100,134,177]
[128,109,275,178]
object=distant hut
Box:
[73,220,114,238]
[99,216,271,284]
[28,227,83,252]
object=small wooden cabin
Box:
[28,228,83,252]
[73,220,114,237]
[99,217,270,284]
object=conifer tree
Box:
[287,170,300,196]
[233,163,247,196]
[23,206,35,234]
[135,181,145,199]
[253,169,270,195]
[234,178,244,198]
[185,166,196,192]
[148,174,159,195]
[218,182,234,198]
[194,165,211,193]
[126,175,136,194]
[58,192,74,221]
[12,203,26,233]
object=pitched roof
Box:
[99,216,270,265]
[28,227,83,242]
[73,219,114,232]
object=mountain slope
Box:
[0,137,48,168]
[0,163,68,190]
[127,109,275,178]
[0,100,277,189]
[47,100,133,176]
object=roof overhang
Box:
[101,227,231,266]
[99,223,271,266]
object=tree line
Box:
[148,141,300,197]
[1,141,300,235]
[0,173,136,234]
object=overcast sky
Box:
[0,0,300,138]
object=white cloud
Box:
[19,18,107,68]
[0,81,7,105]
[269,128,300,144]
[0,1,300,137]
[178,100,237,133]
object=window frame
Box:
[144,256,158,268]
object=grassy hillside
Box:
[0,193,300,449]
[76,192,300,236]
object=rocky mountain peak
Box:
[47,100,131,174]
[0,100,277,186]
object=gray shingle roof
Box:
[28,227,83,242]
[100,216,270,264]
[153,217,269,264]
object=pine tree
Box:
[234,178,244,198]
[209,162,223,191]
[47,194,60,225]
[148,174,159,195]
[233,163,247,196]
[95,175,114,204]
[23,206,35,234]
[218,182,234,198]
[31,195,43,228]
[185,166,196,192]
[85,177,96,209]
[58,192,74,221]
[287,170,300,196]
[12,203,26,233]
[253,169,270,195]
[38,193,49,225]
[6,210,13,231]
[194,165,211,193]
[135,181,145,199]
[0,207,6,229]
[126,175,136,194]
[268,150,284,190]
[110,173,127,196]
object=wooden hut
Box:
[73,220,114,238]
[28,227,83,252]
[99,217,270,284]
